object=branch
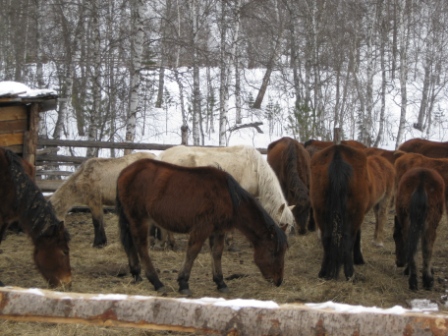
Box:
[227,122,264,134]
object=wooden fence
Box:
[35,138,268,192]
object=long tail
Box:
[325,147,353,279]
[116,186,134,256]
[407,182,427,264]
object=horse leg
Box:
[177,231,208,296]
[209,232,228,292]
[372,200,388,247]
[307,208,316,232]
[343,232,355,281]
[89,201,107,248]
[353,229,365,265]
[318,231,331,279]
[421,229,436,290]
[408,253,418,291]
[134,220,165,293]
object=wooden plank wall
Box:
[0,105,27,151]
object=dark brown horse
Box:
[0,148,71,288]
[304,139,366,158]
[398,138,448,158]
[267,137,313,234]
[310,145,395,280]
[394,152,448,210]
[394,167,444,290]
[116,159,288,295]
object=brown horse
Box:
[304,139,366,158]
[363,147,397,165]
[394,167,444,290]
[394,152,448,210]
[116,159,288,295]
[0,148,71,288]
[398,138,448,158]
[267,137,313,234]
[310,145,395,280]
[50,151,157,247]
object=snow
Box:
[0,81,57,98]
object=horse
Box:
[304,139,367,158]
[393,167,444,290]
[398,138,448,158]
[310,144,395,280]
[116,158,288,295]
[267,137,313,234]
[394,152,448,210]
[363,147,397,165]
[159,145,296,231]
[0,148,71,288]
[49,151,158,248]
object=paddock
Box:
[1,207,448,335]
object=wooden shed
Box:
[0,81,58,175]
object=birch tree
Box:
[124,0,146,154]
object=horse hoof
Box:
[0,281,4,287]
[179,288,192,296]
[218,286,230,293]
[157,286,167,296]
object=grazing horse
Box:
[394,152,448,210]
[394,167,444,290]
[49,151,157,247]
[304,139,366,158]
[398,138,448,158]
[159,145,296,231]
[0,148,71,288]
[310,145,395,280]
[267,137,313,234]
[116,159,288,295]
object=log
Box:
[0,287,447,335]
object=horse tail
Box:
[325,146,353,279]
[116,185,134,255]
[407,180,427,264]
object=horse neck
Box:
[253,151,292,223]
[234,198,273,245]
[49,183,75,219]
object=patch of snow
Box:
[0,81,56,98]
[179,297,279,311]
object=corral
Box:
[1,205,448,335]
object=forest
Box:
[2,0,448,152]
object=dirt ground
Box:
[1,209,448,335]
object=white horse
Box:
[159,145,296,232]
[49,151,157,247]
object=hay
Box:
[1,210,448,335]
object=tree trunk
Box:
[125,0,146,155]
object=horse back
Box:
[304,139,366,158]
[363,147,397,165]
[399,138,448,158]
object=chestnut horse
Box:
[394,167,444,290]
[50,151,157,247]
[0,148,71,287]
[267,137,313,234]
[304,139,366,158]
[394,152,448,210]
[116,159,288,295]
[310,145,395,280]
[398,138,448,158]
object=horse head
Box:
[253,225,288,287]
[34,221,72,288]
[275,203,296,234]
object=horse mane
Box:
[225,171,287,251]
[246,147,294,225]
[303,139,315,148]
[283,140,308,201]
[5,149,63,238]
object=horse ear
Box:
[288,205,295,211]
[276,203,286,220]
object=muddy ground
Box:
[1,209,448,335]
